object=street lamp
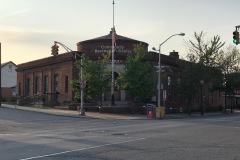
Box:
[152,33,185,109]
[54,41,85,116]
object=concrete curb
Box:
[1,104,148,120]
[1,104,238,120]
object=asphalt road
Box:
[0,107,240,160]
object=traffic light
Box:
[51,44,59,55]
[233,31,239,45]
[51,45,55,55]
[55,44,59,55]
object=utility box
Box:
[156,107,161,119]
[160,107,165,118]
[156,106,165,119]
[146,104,156,118]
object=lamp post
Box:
[152,33,185,109]
[54,41,85,116]
[80,57,85,116]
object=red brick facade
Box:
[16,53,80,104]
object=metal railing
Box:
[17,93,59,106]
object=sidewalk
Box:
[1,104,238,120]
[1,104,148,120]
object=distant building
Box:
[16,31,149,105]
[16,30,225,112]
[1,61,17,101]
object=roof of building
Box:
[1,61,17,68]
[16,52,82,71]
[78,30,148,45]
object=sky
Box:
[0,0,239,65]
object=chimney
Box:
[169,50,179,59]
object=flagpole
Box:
[111,0,115,105]
[113,0,115,27]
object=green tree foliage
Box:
[71,57,84,103]
[71,80,81,103]
[71,53,111,105]
[117,44,156,102]
[84,53,111,105]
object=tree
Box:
[215,45,240,111]
[84,53,111,105]
[71,53,111,106]
[179,31,225,114]
[71,80,81,103]
[117,44,156,103]
[71,58,84,103]
[216,45,240,75]
[185,31,225,88]
[177,60,202,115]
[185,31,225,67]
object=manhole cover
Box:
[111,133,127,136]
[83,130,107,133]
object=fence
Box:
[17,93,59,106]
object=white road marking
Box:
[20,138,146,160]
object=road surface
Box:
[0,107,240,160]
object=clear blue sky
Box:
[0,0,239,64]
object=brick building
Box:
[16,31,149,105]
[16,30,224,111]
[16,53,80,105]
